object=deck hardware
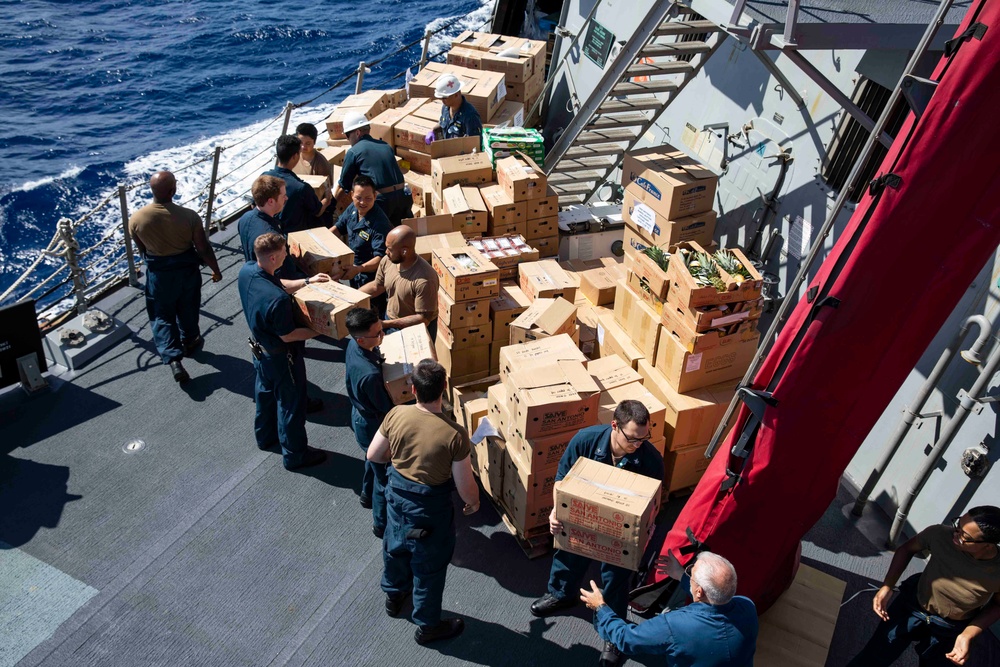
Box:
[122,439,146,453]
[17,354,48,394]
[901,75,939,119]
[82,310,113,333]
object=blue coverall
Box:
[439,97,483,141]
[144,248,203,364]
[338,135,412,227]
[261,167,322,234]
[237,261,309,469]
[548,425,665,619]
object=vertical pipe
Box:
[355,61,367,94]
[419,30,432,70]
[118,186,139,288]
[58,218,87,314]
[204,146,222,232]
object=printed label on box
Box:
[685,352,702,373]
[711,311,750,327]
[497,80,506,101]
[632,203,657,234]
[597,323,606,345]
[483,278,498,287]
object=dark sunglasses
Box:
[952,516,989,544]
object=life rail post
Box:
[117,186,140,288]
[355,61,367,93]
[419,29,433,69]
[58,217,88,314]
[205,145,222,232]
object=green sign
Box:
[582,20,615,69]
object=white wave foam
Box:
[15,166,84,193]
[427,0,494,57]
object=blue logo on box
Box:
[682,185,706,196]
[634,177,662,201]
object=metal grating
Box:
[821,77,910,202]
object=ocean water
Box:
[0,0,494,311]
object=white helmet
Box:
[342,111,370,134]
[434,73,464,98]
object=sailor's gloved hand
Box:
[424,130,436,145]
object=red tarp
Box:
[654,0,1000,612]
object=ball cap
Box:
[342,111,370,133]
[434,73,464,98]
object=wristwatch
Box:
[304,276,312,286]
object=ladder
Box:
[544,4,726,207]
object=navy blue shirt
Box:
[339,135,405,192]
[345,339,396,448]
[556,425,664,483]
[236,208,305,280]
[439,97,483,141]
[238,261,295,355]
[335,203,390,287]
[596,595,758,666]
[262,166,322,234]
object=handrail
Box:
[1,10,491,318]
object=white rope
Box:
[0,227,64,302]
[18,263,69,302]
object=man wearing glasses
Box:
[849,506,1000,666]
[333,112,412,227]
[530,399,664,667]
[344,307,396,537]
[332,175,391,315]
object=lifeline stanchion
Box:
[355,61,368,93]
[419,29,433,69]
[205,146,222,232]
[118,185,140,288]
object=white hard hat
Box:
[342,111,370,134]
[434,74,464,98]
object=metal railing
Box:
[0,11,490,323]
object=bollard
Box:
[205,146,222,232]
[118,186,140,288]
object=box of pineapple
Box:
[666,241,763,308]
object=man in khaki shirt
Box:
[359,226,439,340]
[849,506,1000,666]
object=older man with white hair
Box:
[580,551,758,666]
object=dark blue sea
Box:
[0,0,492,310]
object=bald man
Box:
[359,226,439,339]
[581,551,758,667]
[130,170,222,384]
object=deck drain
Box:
[122,439,146,453]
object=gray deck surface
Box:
[2,227,998,666]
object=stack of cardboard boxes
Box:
[497,155,558,257]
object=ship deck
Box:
[3,225,998,666]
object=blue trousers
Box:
[144,251,202,364]
[848,575,968,666]
[382,468,455,628]
[253,347,309,468]
[548,548,633,619]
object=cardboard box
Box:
[498,333,588,383]
[403,170,433,208]
[596,311,645,369]
[505,68,544,104]
[292,282,370,339]
[452,381,487,431]
[438,320,492,350]
[660,303,759,354]
[508,297,577,345]
[432,246,501,302]
[580,265,618,306]
[622,194,717,248]
[667,241,763,308]
[400,213,453,237]
[588,354,643,391]
[473,434,506,500]
[597,381,667,442]
[484,100,525,130]
[468,235,539,273]
[490,285,532,342]
[625,270,668,317]
[438,289,490,329]
[463,396,489,436]
[496,154,547,202]
[670,298,764,334]
[525,215,558,241]
[431,153,494,198]
[435,335,490,377]
[412,98,444,122]
[502,450,557,533]
[532,234,560,258]
[621,144,718,219]
[452,33,546,77]
[480,184,526,226]
[393,115,437,152]
[629,249,671,301]
[318,142,350,166]
[654,326,760,393]
[554,522,645,571]
[488,382,513,439]
[414,231,467,262]
[397,147,433,175]
[505,429,573,475]
[505,360,600,439]
[621,223,668,265]
[637,360,736,450]
[482,127,544,166]
[409,63,507,121]
[554,457,661,569]
[665,443,713,492]
[527,189,558,219]
[381,323,437,404]
[325,102,385,139]
[519,260,577,303]
[613,280,661,362]
[287,227,354,277]
[299,174,330,202]
[441,185,488,236]
[489,340,503,376]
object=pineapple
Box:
[642,245,669,271]
[714,249,753,283]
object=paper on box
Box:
[622,194,717,248]
[381,323,437,404]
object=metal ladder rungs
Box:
[549,170,604,184]
[551,182,597,195]
[553,156,621,173]
[557,194,588,206]
[564,144,625,159]
[612,80,678,96]
[598,96,664,113]
[575,129,641,146]
[586,113,650,130]
[627,60,694,76]
[640,41,713,57]
[654,20,720,37]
